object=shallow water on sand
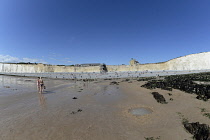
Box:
[0,75,37,96]
[0,75,72,96]
[129,108,152,116]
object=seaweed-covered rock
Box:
[151,92,167,104]
[141,73,210,101]
[184,122,210,140]
[141,80,172,91]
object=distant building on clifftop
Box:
[129,58,140,66]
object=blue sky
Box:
[0,0,210,65]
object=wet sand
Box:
[0,75,210,140]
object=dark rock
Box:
[151,92,167,104]
[110,81,119,85]
[169,98,173,101]
[184,122,210,140]
[104,78,112,80]
[168,93,172,96]
[72,97,77,99]
[77,109,82,112]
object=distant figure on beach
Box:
[37,77,44,93]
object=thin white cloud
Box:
[61,59,73,63]
[49,52,61,57]
[49,57,57,60]
[49,56,73,63]
[0,55,47,64]
[0,55,19,63]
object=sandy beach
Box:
[0,75,210,140]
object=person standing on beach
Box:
[37,77,44,93]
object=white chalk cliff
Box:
[0,52,210,73]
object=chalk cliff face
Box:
[167,52,210,70]
[107,52,210,72]
[0,63,101,73]
[0,52,210,73]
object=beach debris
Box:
[70,109,82,115]
[77,109,82,112]
[71,111,76,114]
[72,97,77,99]
[110,81,119,85]
[144,136,161,140]
[4,86,10,88]
[199,108,210,119]
[168,93,172,96]
[183,122,210,140]
[200,108,207,113]
[151,92,167,104]
[77,89,83,92]
[203,113,210,119]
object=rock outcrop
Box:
[184,122,210,140]
[151,92,167,104]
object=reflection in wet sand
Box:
[38,93,46,108]
[83,81,89,88]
